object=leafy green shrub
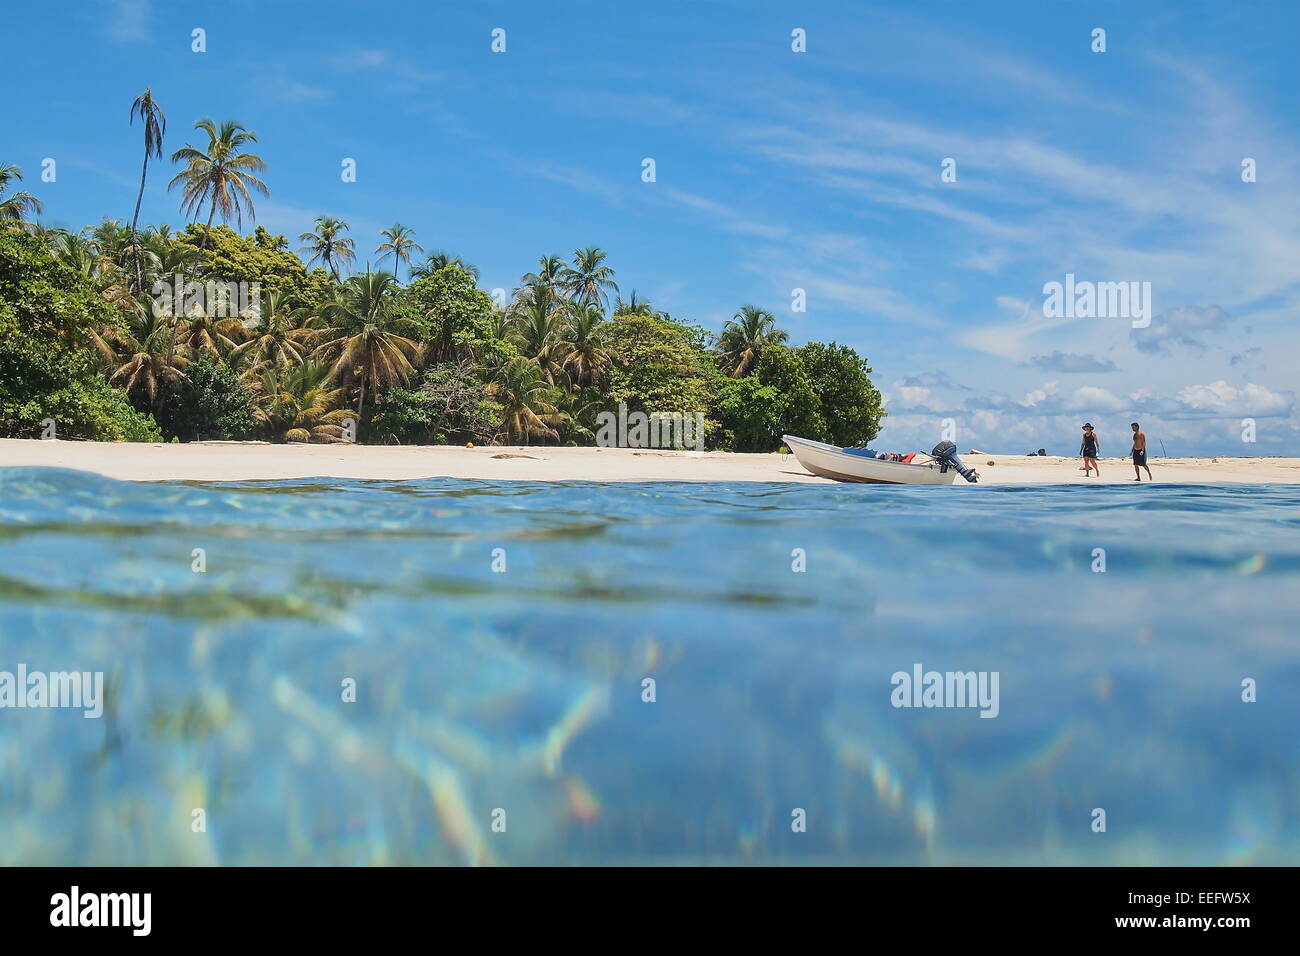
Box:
[100,387,164,441]
[0,229,132,440]
[796,341,885,447]
[154,356,258,441]
[370,359,501,445]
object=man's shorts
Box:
[1133,450,1147,466]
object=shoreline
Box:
[3,438,1298,485]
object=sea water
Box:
[0,467,1296,865]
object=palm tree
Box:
[168,119,269,247]
[98,301,190,411]
[229,289,318,376]
[299,215,355,280]
[488,358,562,443]
[51,227,137,312]
[134,226,198,345]
[560,246,618,311]
[557,301,610,388]
[252,360,353,443]
[141,226,200,284]
[89,218,134,266]
[128,88,167,292]
[374,223,422,282]
[411,250,479,281]
[613,290,655,317]
[27,222,66,248]
[487,309,513,344]
[0,164,42,226]
[177,305,247,362]
[717,304,788,377]
[518,255,567,301]
[316,270,423,434]
[509,287,571,385]
[51,231,102,277]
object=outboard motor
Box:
[930,441,980,483]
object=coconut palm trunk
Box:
[202,203,217,250]
[355,376,367,437]
[129,156,149,292]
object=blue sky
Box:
[5,0,1298,455]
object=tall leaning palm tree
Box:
[717,304,788,378]
[374,223,422,282]
[168,119,269,248]
[316,271,423,434]
[299,215,355,281]
[128,88,167,292]
[561,246,618,312]
[0,164,43,227]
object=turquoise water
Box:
[0,467,1297,865]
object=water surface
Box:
[0,468,1296,864]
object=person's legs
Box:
[1135,450,1151,480]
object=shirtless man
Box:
[1129,422,1154,481]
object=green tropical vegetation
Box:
[0,92,885,449]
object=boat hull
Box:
[782,435,958,485]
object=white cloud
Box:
[1175,381,1291,416]
[1020,382,1059,407]
[1072,386,1127,412]
[896,385,932,407]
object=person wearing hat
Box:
[1079,423,1100,477]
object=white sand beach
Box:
[3,438,1298,485]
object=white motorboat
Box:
[782,435,978,485]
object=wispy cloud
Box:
[1132,305,1235,355]
[1025,351,1119,373]
[328,47,441,87]
[486,150,628,207]
[275,81,330,104]
[659,187,788,240]
[105,0,150,44]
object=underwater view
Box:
[0,467,1297,865]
